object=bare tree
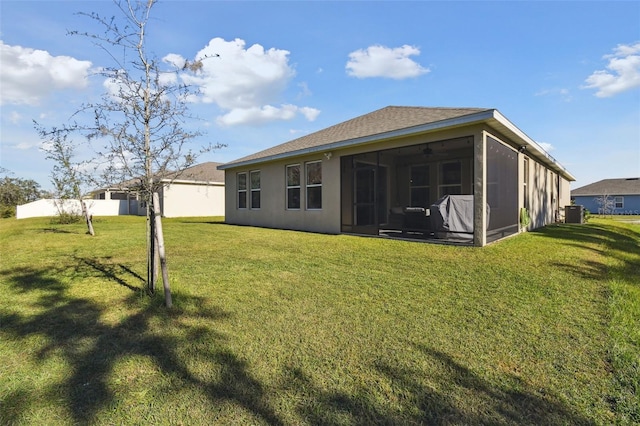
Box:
[594,193,615,217]
[36,127,95,234]
[37,0,222,307]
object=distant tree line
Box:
[0,168,44,218]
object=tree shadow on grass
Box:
[41,227,80,234]
[0,263,284,425]
[73,255,144,292]
[533,223,640,285]
[281,346,594,425]
[279,365,414,425]
[408,346,594,425]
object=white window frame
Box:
[306,161,322,210]
[237,172,247,209]
[615,196,624,209]
[286,164,301,210]
[250,170,261,210]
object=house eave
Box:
[219,108,575,182]
[487,110,576,181]
[572,192,639,196]
[218,110,496,171]
[161,178,224,186]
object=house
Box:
[17,162,225,219]
[218,106,575,246]
[571,178,640,215]
[90,161,225,217]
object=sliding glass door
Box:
[341,155,387,235]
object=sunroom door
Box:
[353,164,377,234]
[352,162,388,235]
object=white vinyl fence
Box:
[16,199,140,219]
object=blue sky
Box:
[1,0,639,191]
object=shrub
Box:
[0,205,15,218]
[51,211,82,224]
[519,207,530,229]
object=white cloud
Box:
[216,104,320,127]
[101,69,144,104]
[297,82,312,98]
[299,106,320,121]
[346,44,429,79]
[174,37,319,126]
[0,41,92,106]
[16,141,38,150]
[159,54,184,87]
[163,53,187,70]
[8,111,22,124]
[537,142,555,152]
[583,42,640,97]
[39,140,54,152]
[102,72,122,98]
[289,129,308,136]
[534,88,572,102]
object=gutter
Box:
[160,178,224,186]
[219,109,575,182]
[218,110,495,171]
[490,110,576,181]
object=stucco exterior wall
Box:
[225,153,341,234]
[224,126,485,235]
[161,182,225,218]
[559,176,571,214]
[524,159,569,229]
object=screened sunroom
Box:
[340,134,519,244]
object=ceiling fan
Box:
[422,144,448,157]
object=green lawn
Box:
[1,216,638,425]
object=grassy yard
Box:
[0,215,638,425]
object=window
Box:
[439,161,462,197]
[410,165,430,207]
[250,170,260,209]
[306,161,322,209]
[237,172,247,209]
[615,196,624,209]
[110,192,128,200]
[286,164,301,209]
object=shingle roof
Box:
[571,178,640,196]
[222,106,491,167]
[95,161,225,192]
[164,161,225,183]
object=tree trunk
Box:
[153,192,172,308]
[147,197,156,295]
[154,224,160,284]
[81,201,95,236]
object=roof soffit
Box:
[220,106,575,182]
[219,107,495,170]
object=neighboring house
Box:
[219,106,575,246]
[90,161,226,218]
[17,162,225,219]
[571,178,640,215]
